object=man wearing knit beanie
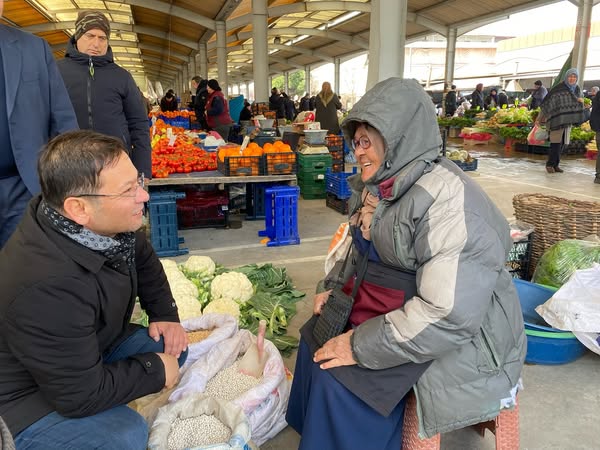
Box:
[58,10,152,180]
[73,10,110,56]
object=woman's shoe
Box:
[554,166,564,173]
[546,166,555,173]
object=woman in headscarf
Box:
[205,79,233,141]
[285,78,526,450]
[314,81,342,135]
[537,68,586,173]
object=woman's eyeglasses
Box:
[74,173,145,199]
[351,136,371,151]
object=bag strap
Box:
[334,242,371,298]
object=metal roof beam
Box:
[227,43,335,64]
[210,28,368,50]
[227,1,371,30]
[112,53,182,71]
[22,22,199,51]
[50,41,191,63]
[406,12,447,36]
[46,0,215,30]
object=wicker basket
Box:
[513,193,600,276]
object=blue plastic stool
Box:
[258,186,300,247]
[148,191,189,257]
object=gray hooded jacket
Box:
[339,78,526,438]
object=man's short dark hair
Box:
[38,130,126,210]
[535,80,543,86]
[191,75,202,84]
[451,85,456,90]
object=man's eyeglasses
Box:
[74,173,145,199]
[351,136,372,151]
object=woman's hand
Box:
[313,290,332,315]
[313,330,357,369]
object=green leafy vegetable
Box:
[532,239,600,287]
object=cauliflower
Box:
[163,264,203,321]
[181,255,216,276]
[203,298,240,319]
[210,272,254,303]
[160,259,179,270]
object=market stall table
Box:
[146,171,298,256]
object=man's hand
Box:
[148,322,188,358]
[156,353,179,388]
[313,290,332,315]
[313,330,357,369]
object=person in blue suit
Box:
[0,0,78,248]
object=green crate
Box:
[297,153,332,173]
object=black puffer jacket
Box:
[57,39,151,177]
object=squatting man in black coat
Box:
[0,130,188,449]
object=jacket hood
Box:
[65,37,114,67]
[341,78,441,192]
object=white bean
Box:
[204,361,262,401]
[167,414,231,450]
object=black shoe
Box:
[546,166,555,173]
[554,166,564,173]
[595,177,600,184]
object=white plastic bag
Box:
[148,396,255,450]
[169,329,288,445]
[535,264,600,332]
[181,313,238,369]
[324,222,351,274]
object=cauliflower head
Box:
[210,271,253,303]
[203,298,240,319]
[182,255,216,276]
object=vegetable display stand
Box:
[258,186,300,247]
[148,191,189,257]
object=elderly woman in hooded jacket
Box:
[537,68,586,173]
[285,78,526,450]
[314,81,342,135]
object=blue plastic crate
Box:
[258,186,300,247]
[148,191,188,257]
[325,167,356,199]
[452,158,478,171]
[246,183,276,220]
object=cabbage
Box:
[532,239,600,288]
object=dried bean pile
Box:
[167,414,231,449]
[204,361,262,401]
[186,330,212,344]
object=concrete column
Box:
[367,0,407,90]
[182,64,188,94]
[573,0,593,86]
[444,28,457,91]
[305,67,311,95]
[246,81,251,101]
[198,43,208,79]
[216,21,228,94]
[252,0,269,103]
[334,58,341,94]
[284,71,289,94]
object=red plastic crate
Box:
[176,190,229,229]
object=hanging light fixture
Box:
[274,36,281,45]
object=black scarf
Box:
[540,82,586,131]
[38,200,136,272]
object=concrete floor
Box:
[168,140,600,449]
